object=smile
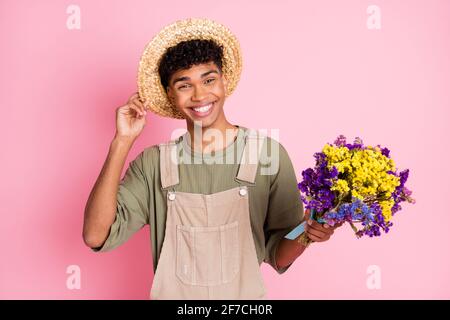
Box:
[190,102,215,117]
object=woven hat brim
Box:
[138,18,242,119]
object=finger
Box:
[128,92,139,102]
[131,97,144,109]
[308,228,332,241]
[134,93,148,111]
[306,232,328,242]
[333,222,344,229]
[304,209,311,221]
[131,98,146,115]
[128,105,141,117]
[135,92,149,109]
[305,225,328,239]
[331,222,344,229]
[307,220,334,235]
[310,223,334,236]
[127,104,144,118]
[140,102,148,115]
[307,219,326,229]
[323,223,337,233]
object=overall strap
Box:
[235,129,265,184]
[159,140,180,189]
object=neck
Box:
[186,112,238,154]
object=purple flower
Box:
[391,169,415,215]
[380,146,391,158]
[298,135,415,240]
[334,135,347,147]
[298,153,337,213]
[344,137,364,150]
[322,198,375,230]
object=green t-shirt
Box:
[93,125,304,275]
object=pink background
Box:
[1,0,449,299]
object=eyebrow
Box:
[171,70,219,86]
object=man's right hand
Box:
[115,92,148,141]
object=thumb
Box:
[304,208,311,221]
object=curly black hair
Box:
[158,39,224,91]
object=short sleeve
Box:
[92,150,150,252]
[263,141,304,274]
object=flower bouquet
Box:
[289,135,415,247]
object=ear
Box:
[222,73,228,92]
[167,86,175,103]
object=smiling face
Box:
[166,61,228,129]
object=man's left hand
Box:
[304,209,343,242]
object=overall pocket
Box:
[176,221,239,286]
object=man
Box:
[83,18,340,299]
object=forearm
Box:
[275,237,308,269]
[83,136,135,248]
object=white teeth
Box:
[193,103,212,113]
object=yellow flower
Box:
[323,145,352,173]
[330,179,350,193]
[328,146,400,201]
[379,199,395,222]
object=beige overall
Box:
[150,130,267,300]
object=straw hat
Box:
[137,18,242,119]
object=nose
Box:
[192,84,208,101]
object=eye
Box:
[205,78,216,84]
[177,84,190,90]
